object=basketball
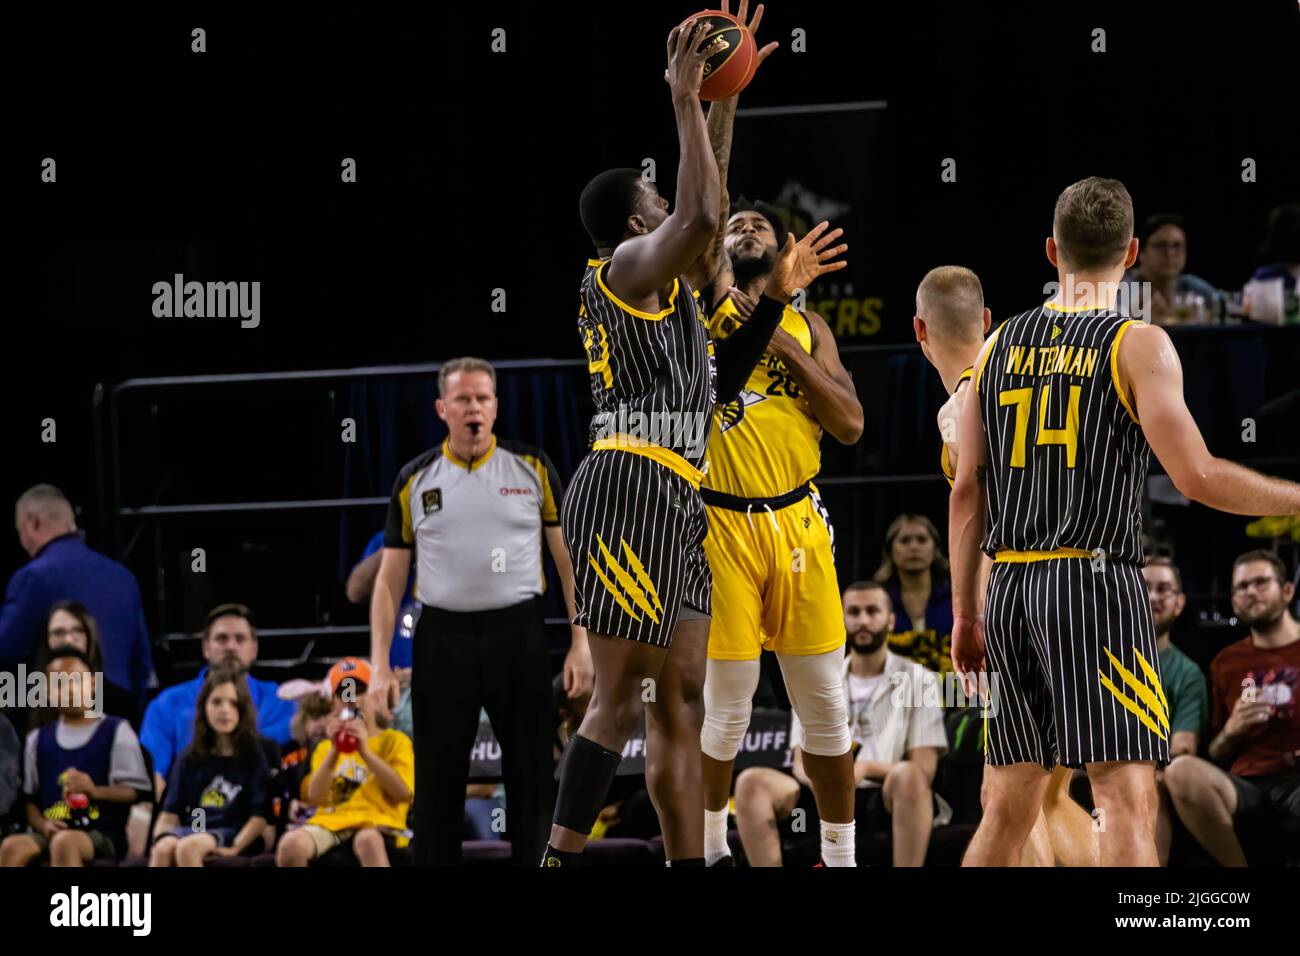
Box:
[684,10,757,101]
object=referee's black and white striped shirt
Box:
[976,303,1150,564]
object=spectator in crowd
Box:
[149,664,272,866]
[873,514,954,676]
[1164,550,1300,865]
[276,658,414,867]
[140,603,295,791]
[0,713,19,835]
[0,647,150,866]
[277,691,335,830]
[0,484,154,718]
[734,582,949,866]
[1122,213,1220,326]
[1250,202,1300,292]
[28,602,137,727]
[1142,557,1209,865]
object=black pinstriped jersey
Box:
[977,305,1149,564]
[578,258,717,469]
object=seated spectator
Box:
[1165,550,1300,865]
[1122,213,1221,325]
[29,602,137,728]
[274,689,336,831]
[734,582,949,866]
[149,664,272,866]
[1250,202,1300,293]
[0,484,154,719]
[276,658,414,867]
[1142,557,1209,865]
[0,647,150,867]
[873,514,954,676]
[0,714,19,835]
[140,603,295,792]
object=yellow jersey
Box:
[704,295,822,499]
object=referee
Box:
[367,357,593,866]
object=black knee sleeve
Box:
[552,734,622,834]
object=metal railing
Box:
[93,327,1299,671]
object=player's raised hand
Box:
[951,615,986,699]
[763,221,847,303]
[665,17,728,98]
[721,1,780,72]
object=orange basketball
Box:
[682,10,758,101]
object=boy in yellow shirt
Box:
[276,658,414,867]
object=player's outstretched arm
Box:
[766,309,863,444]
[1121,324,1300,517]
[687,1,779,299]
[607,20,723,302]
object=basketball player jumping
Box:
[950,177,1300,866]
[542,17,846,866]
[915,265,1097,867]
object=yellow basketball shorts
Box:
[701,483,845,660]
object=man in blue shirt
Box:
[0,484,154,713]
[139,603,295,791]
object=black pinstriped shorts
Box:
[983,555,1171,769]
[562,449,711,648]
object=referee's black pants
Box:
[411,596,555,866]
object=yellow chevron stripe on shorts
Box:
[1098,646,1170,741]
[588,533,661,623]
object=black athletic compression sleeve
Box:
[712,295,786,404]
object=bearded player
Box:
[690,153,862,864]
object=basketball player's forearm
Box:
[949,477,985,617]
[1186,457,1300,517]
[671,92,720,230]
[776,345,863,444]
[713,296,786,401]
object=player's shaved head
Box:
[916,266,986,345]
[1052,176,1134,271]
[579,168,646,249]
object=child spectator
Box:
[0,647,150,866]
[275,658,414,867]
[149,664,272,866]
[278,690,335,828]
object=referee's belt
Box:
[700,482,811,513]
[591,434,705,490]
[994,547,1096,563]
